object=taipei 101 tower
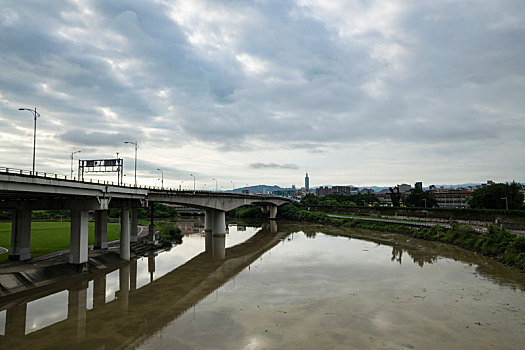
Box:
[305,172,310,191]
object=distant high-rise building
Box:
[305,172,310,191]
[415,182,423,191]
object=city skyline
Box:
[1,1,524,188]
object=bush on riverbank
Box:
[156,222,183,243]
[276,204,525,270]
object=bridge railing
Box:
[0,166,291,199]
[0,166,122,187]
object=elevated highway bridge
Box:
[0,168,291,266]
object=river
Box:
[0,218,524,349]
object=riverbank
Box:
[231,205,525,270]
[0,227,176,300]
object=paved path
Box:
[327,214,453,229]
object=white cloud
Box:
[0,0,523,187]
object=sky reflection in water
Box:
[1,222,524,349]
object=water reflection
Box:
[390,245,438,267]
[0,221,524,349]
[0,221,282,348]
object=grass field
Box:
[0,221,121,264]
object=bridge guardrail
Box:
[0,166,292,199]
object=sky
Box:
[0,0,524,190]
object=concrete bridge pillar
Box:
[130,208,138,243]
[212,210,226,259]
[269,206,278,219]
[120,209,130,261]
[205,209,214,253]
[261,206,268,214]
[94,210,108,250]
[69,209,89,266]
[205,209,214,234]
[9,208,32,261]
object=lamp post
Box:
[230,180,234,191]
[190,174,195,192]
[423,198,427,208]
[502,197,508,210]
[157,168,164,189]
[18,107,40,174]
[212,178,218,191]
[70,150,81,179]
[124,141,138,186]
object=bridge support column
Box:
[69,209,89,267]
[212,210,226,259]
[269,206,278,220]
[205,209,214,253]
[261,206,268,214]
[130,208,138,242]
[94,210,108,250]
[9,209,32,261]
[120,209,130,261]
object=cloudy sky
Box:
[1,0,524,189]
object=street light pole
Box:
[70,150,81,179]
[157,168,164,189]
[423,198,427,208]
[190,174,195,193]
[230,180,234,191]
[212,178,218,191]
[18,107,40,174]
[124,141,138,186]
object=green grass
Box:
[0,221,121,264]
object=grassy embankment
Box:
[0,221,121,264]
[230,204,525,270]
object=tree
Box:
[404,188,438,208]
[467,182,524,209]
[389,186,402,207]
[301,193,319,206]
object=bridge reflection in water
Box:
[0,221,283,348]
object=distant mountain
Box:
[229,185,285,194]
[358,186,388,192]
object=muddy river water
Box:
[0,219,524,349]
